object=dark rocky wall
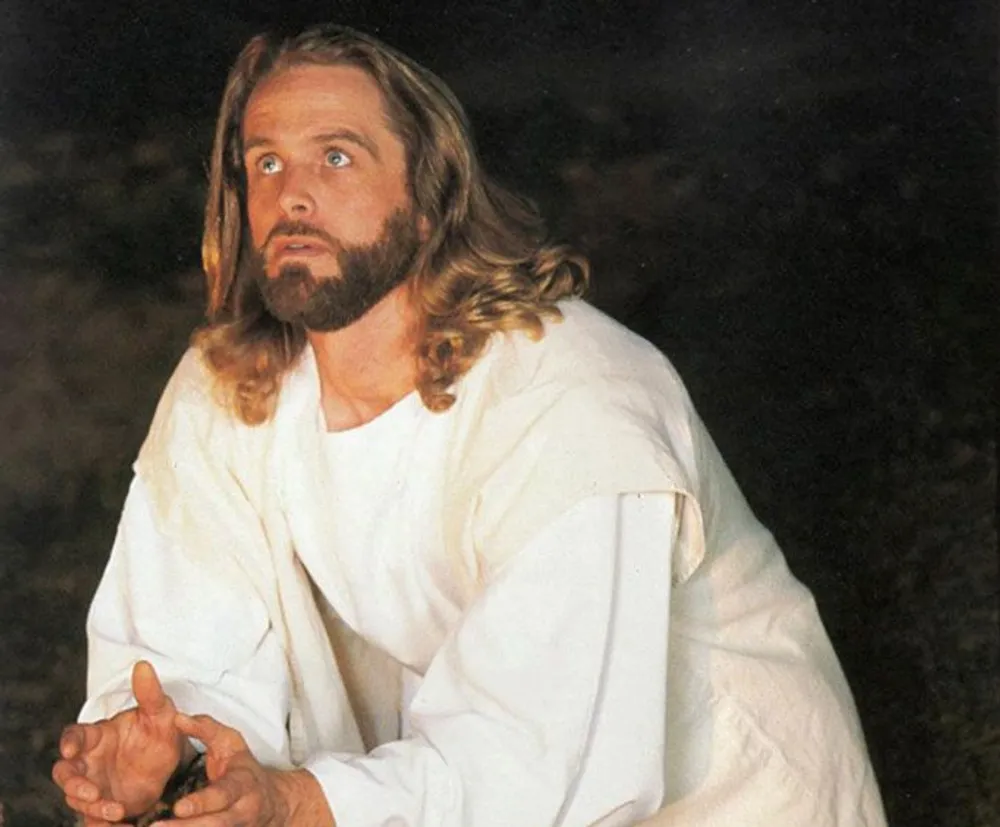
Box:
[0,3,995,824]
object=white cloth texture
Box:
[82,299,886,826]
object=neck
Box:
[307,282,421,432]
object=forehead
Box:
[242,63,393,141]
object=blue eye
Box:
[326,149,351,168]
[258,155,283,175]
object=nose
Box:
[277,165,317,217]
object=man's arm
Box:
[52,471,293,825]
[139,492,674,827]
[82,475,293,765]
[301,492,674,827]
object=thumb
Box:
[132,660,173,718]
[175,713,248,759]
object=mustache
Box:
[262,220,339,252]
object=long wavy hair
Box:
[195,24,589,425]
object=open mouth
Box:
[273,239,330,259]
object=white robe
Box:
[81,300,887,826]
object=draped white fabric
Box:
[82,300,886,826]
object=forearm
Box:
[301,494,674,827]
[273,769,336,827]
[85,476,293,767]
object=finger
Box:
[58,725,82,760]
[175,713,248,756]
[64,794,125,823]
[52,761,100,801]
[52,757,86,792]
[171,774,243,819]
[59,722,104,759]
[132,660,172,717]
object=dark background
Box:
[1,2,996,825]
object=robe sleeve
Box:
[79,473,294,768]
[304,491,676,827]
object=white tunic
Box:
[81,300,887,826]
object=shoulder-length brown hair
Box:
[195,24,589,425]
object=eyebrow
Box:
[243,129,381,161]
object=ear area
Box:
[417,213,433,241]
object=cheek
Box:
[335,184,409,238]
[244,188,272,248]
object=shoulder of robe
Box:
[447,299,708,584]
[127,350,291,622]
[457,299,701,489]
[134,347,280,491]
[136,348,234,464]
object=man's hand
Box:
[169,712,334,827]
[52,660,189,825]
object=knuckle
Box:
[214,780,240,808]
[191,787,219,812]
[173,794,198,817]
[212,775,234,795]
[232,794,255,815]
[65,778,89,800]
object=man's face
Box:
[240,63,421,330]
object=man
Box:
[52,25,886,827]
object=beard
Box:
[245,207,422,332]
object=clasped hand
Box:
[52,661,288,826]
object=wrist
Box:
[271,768,336,827]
